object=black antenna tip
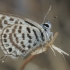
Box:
[54,16,57,18]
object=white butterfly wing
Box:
[1,23,46,59]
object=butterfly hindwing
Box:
[1,23,46,58]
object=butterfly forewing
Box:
[0,14,27,30]
[0,14,44,31]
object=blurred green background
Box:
[0,0,70,70]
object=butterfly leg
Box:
[50,32,54,40]
[0,55,7,63]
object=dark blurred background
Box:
[0,0,70,70]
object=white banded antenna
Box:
[43,6,52,23]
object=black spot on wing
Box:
[27,45,31,49]
[33,42,37,46]
[28,40,32,43]
[0,19,3,28]
[18,29,21,33]
[4,39,7,42]
[33,29,39,41]
[22,44,25,48]
[4,20,8,24]
[20,22,23,24]
[16,37,19,43]
[6,29,9,33]
[26,27,31,33]
[40,31,45,41]
[27,34,32,39]
[3,34,7,38]
[22,33,25,40]
[14,34,16,37]
[8,48,12,52]
[5,44,9,47]
[21,49,25,53]
[1,16,5,19]
[25,21,36,27]
[21,41,23,44]
[19,26,22,29]
[9,18,14,21]
[15,20,18,24]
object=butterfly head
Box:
[41,21,52,41]
[41,21,52,31]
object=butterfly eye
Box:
[43,24,49,27]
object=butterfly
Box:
[0,6,54,60]
[0,6,69,63]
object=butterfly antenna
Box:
[49,16,57,21]
[43,6,52,23]
[0,55,4,59]
[2,55,7,63]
